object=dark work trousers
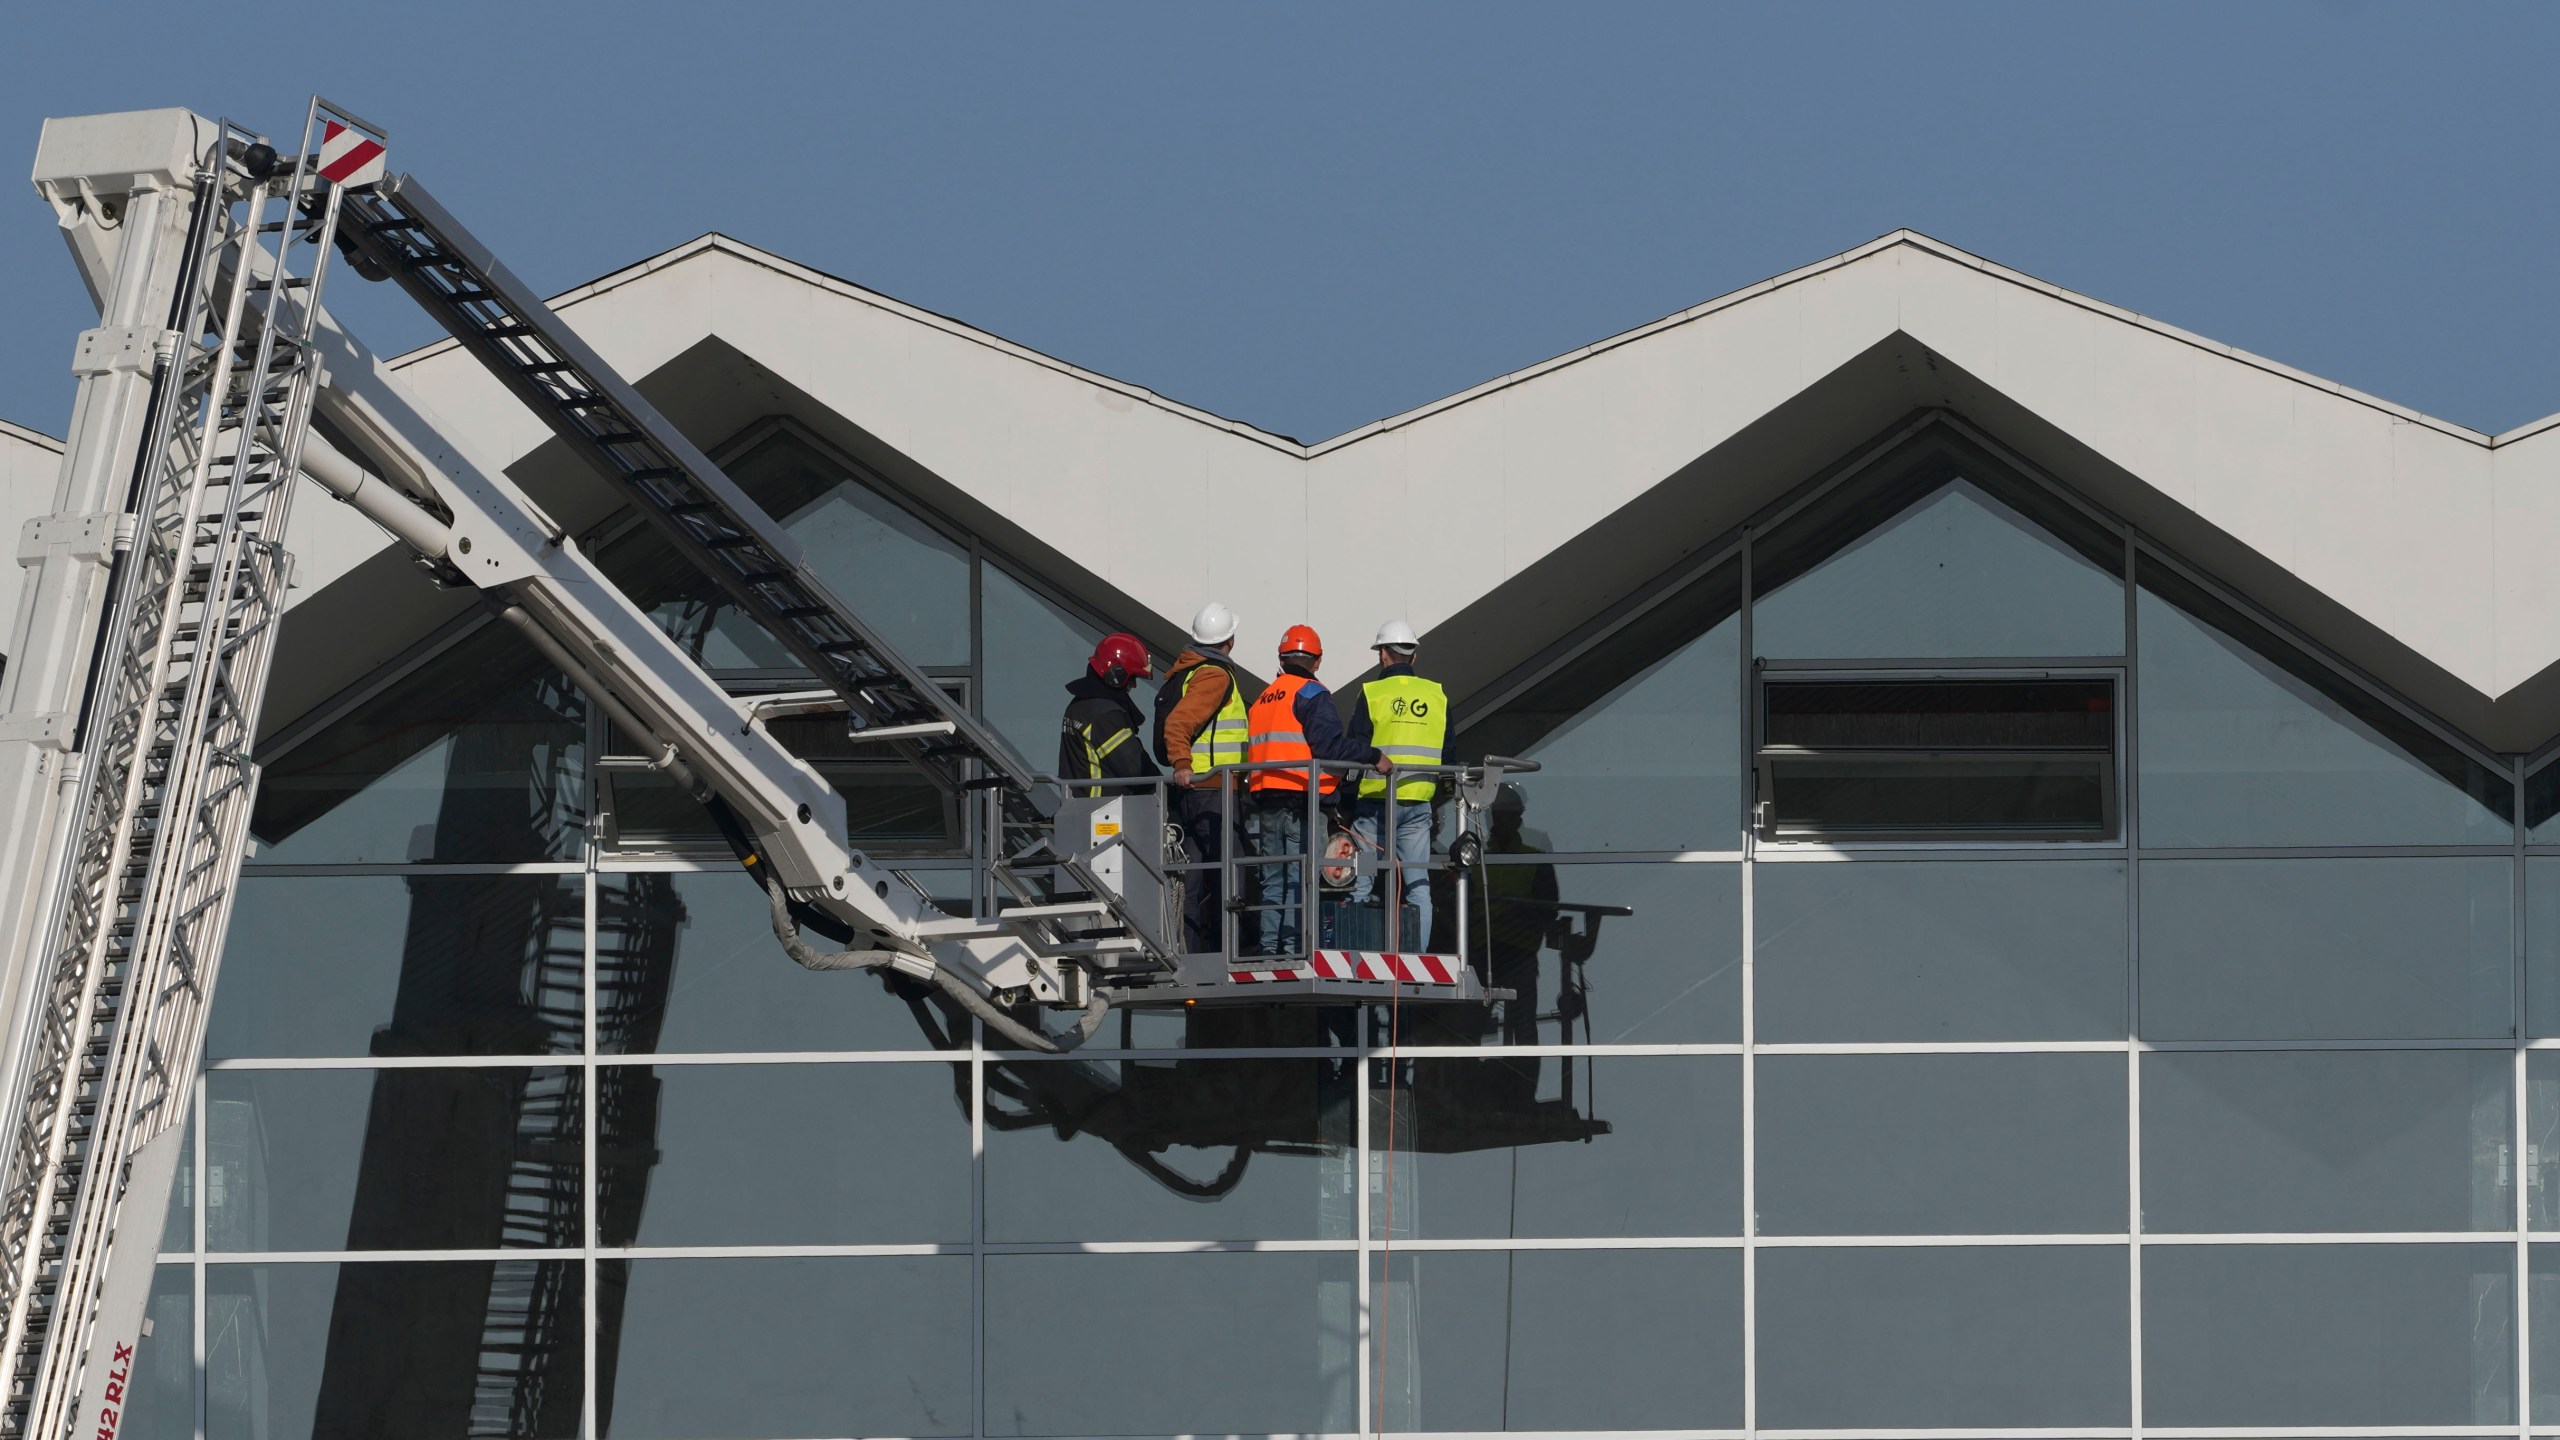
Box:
[1176,786,1234,955]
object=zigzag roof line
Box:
[263,224,2560,754]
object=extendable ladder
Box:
[330,178,1180,983]
[0,102,378,1437]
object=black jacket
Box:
[1059,673,1161,793]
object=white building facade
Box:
[10,229,2559,1437]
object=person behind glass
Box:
[1243,625,1386,956]
[1158,602,1250,953]
[1343,619,1445,950]
[1059,632,1158,799]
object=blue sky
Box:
[3,2,2555,444]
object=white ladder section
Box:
[0,101,376,1439]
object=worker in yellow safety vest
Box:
[1343,619,1447,948]
[1153,602,1251,953]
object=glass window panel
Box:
[1377,1248,1742,1432]
[2142,1243,2513,1426]
[2148,1050,2510,1233]
[1756,1245,2129,1428]
[2529,857,2560,1038]
[981,561,1155,773]
[597,429,971,672]
[2139,857,2513,1040]
[2521,1053,2560,1230]
[986,1057,1353,1242]
[213,876,584,1059]
[600,1256,967,1438]
[606,1062,967,1246]
[163,1113,194,1253]
[2530,758,2560,845]
[2532,1245,2560,1423]
[1450,558,1740,853]
[1755,859,2126,1041]
[208,1260,581,1440]
[207,1068,581,1253]
[122,1264,192,1440]
[984,1253,1355,1437]
[1116,1002,1362,1050]
[1413,861,1740,1047]
[1754,476,2125,659]
[1757,1054,2126,1235]
[1375,1056,1739,1239]
[596,870,962,1053]
[2135,575,2512,846]
[600,709,968,859]
[250,622,587,864]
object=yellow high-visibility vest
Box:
[1358,674,1447,802]
[1174,662,1249,776]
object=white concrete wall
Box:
[293,229,2560,706]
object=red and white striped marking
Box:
[316,122,386,187]
[1226,950,1463,986]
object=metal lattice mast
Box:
[0,100,382,1438]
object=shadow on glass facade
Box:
[170,421,2560,1436]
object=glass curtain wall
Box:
[135,425,2560,1439]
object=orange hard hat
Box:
[1279,624,1323,659]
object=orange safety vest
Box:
[1246,672,1337,795]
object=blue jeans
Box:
[1349,799,1434,950]
[1245,795,1309,956]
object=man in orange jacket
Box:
[1241,625,1385,955]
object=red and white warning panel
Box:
[1228,950,1466,986]
[316,121,386,187]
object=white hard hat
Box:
[1374,619,1420,650]
[1189,601,1240,646]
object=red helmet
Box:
[1089,632,1151,688]
[1278,623,1323,660]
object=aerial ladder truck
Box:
[0,100,1528,1434]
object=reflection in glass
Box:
[1411,861,1740,1047]
[1756,1246,2129,1428]
[2135,574,2512,846]
[2531,760,2560,845]
[1375,1249,1741,1431]
[1756,1054,2125,1234]
[985,1057,1352,1242]
[208,1260,582,1439]
[162,1114,193,1253]
[595,871,962,1054]
[1755,859,2124,1041]
[2528,858,2560,1038]
[2149,1050,2508,1233]
[1114,1002,1361,1051]
[250,621,586,864]
[213,876,584,1059]
[600,713,966,857]
[599,1256,968,1438]
[122,1265,191,1440]
[208,1068,581,1253]
[596,427,971,673]
[2522,1053,2560,1230]
[1375,1056,1738,1239]
[607,1063,967,1247]
[2533,1246,2560,1424]
[1751,465,2125,660]
[2140,857,2512,1040]
[983,1253,1354,1437]
[1450,559,1740,852]
[2142,1243,2512,1426]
